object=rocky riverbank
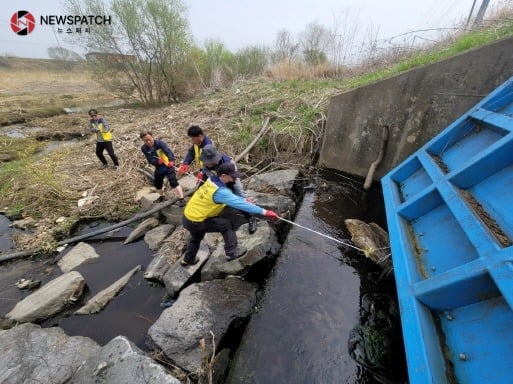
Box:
[0,169,301,383]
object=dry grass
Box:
[0,58,121,125]
[0,69,89,93]
[265,60,342,80]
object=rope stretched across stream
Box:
[277,216,364,252]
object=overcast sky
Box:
[0,0,491,60]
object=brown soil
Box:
[425,153,511,246]
[1,105,248,251]
[459,189,512,247]
[0,58,326,253]
[429,152,449,174]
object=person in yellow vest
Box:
[198,144,258,234]
[140,131,185,205]
[88,108,119,169]
[176,125,213,177]
[181,162,279,266]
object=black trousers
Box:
[154,167,179,189]
[96,141,119,166]
[182,208,246,261]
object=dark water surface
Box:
[51,235,166,349]
[228,171,395,384]
[0,222,165,350]
[0,215,62,317]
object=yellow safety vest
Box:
[156,149,169,165]
[93,122,112,141]
[194,144,204,169]
[184,178,226,222]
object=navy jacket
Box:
[183,135,213,165]
[141,139,176,174]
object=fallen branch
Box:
[364,125,389,190]
[137,167,155,181]
[0,188,197,264]
[234,117,270,163]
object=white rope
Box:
[277,217,364,252]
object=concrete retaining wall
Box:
[319,36,513,180]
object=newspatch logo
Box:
[10,10,36,35]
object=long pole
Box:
[473,0,490,27]
[466,0,478,26]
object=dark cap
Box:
[217,162,243,179]
[200,144,222,164]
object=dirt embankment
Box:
[1,60,327,253]
[1,102,242,252]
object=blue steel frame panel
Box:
[381,76,513,384]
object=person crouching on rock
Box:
[140,130,185,205]
[181,162,279,266]
[198,144,258,235]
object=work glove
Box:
[177,164,189,176]
[166,160,175,168]
[195,171,204,185]
[263,210,279,220]
[158,158,165,165]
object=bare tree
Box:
[299,22,331,66]
[328,8,363,66]
[355,23,380,67]
[63,0,192,103]
[272,29,299,63]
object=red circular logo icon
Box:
[10,10,36,35]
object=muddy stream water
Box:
[0,170,406,383]
[227,170,405,383]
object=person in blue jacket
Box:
[181,162,279,266]
[198,144,258,234]
[176,125,213,177]
[140,131,185,205]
